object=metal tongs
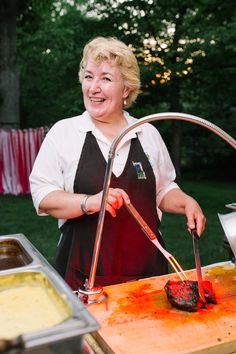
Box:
[191,228,206,303]
[125,201,188,282]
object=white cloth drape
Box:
[0,127,45,195]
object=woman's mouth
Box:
[89,97,105,103]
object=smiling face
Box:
[82,60,129,122]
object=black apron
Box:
[54,131,168,290]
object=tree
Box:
[85,0,236,181]
[14,0,235,179]
[0,0,19,127]
[0,0,54,128]
[17,0,111,128]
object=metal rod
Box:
[168,256,188,281]
[85,112,236,292]
[87,157,114,289]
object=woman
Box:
[30,37,206,290]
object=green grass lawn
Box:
[0,180,235,271]
[0,194,59,264]
[161,180,236,271]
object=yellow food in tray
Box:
[0,272,72,339]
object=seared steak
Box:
[164,280,217,312]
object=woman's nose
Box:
[90,79,101,93]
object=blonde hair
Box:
[79,37,141,108]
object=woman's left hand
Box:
[159,188,206,237]
[184,197,206,236]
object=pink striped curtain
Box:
[0,127,45,195]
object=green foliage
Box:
[17,1,108,127]
[85,0,236,178]
[16,0,236,179]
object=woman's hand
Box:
[85,188,130,217]
[159,188,206,236]
[39,188,130,219]
[184,197,206,236]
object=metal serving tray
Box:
[0,234,45,271]
[0,233,99,353]
[0,237,33,270]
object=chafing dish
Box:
[0,233,99,353]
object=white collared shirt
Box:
[29,111,179,224]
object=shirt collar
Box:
[76,110,142,146]
[78,110,141,131]
[76,111,95,132]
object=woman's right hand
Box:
[85,188,130,217]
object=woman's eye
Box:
[84,74,93,80]
[103,77,111,82]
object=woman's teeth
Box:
[90,98,105,102]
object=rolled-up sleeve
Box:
[29,134,64,215]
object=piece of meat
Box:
[202,280,217,304]
[164,280,217,312]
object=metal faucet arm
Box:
[79,112,236,300]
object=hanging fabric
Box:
[0,127,45,195]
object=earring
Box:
[123,98,127,107]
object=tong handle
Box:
[191,228,200,240]
[124,201,188,281]
[125,202,171,258]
